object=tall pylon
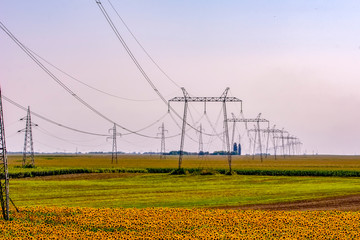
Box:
[0,88,10,220]
[157,122,168,159]
[107,123,121,164]
[169,87,242,172]
[19,106,37,167]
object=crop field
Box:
[2,154,360,238]
[1,207,360,239]
[9,173,360,208]
[7,154,360,171]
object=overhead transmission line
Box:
[36,126,107,148]
[106,0,182,89]
[96,1,239,141]
[26,47,161,102]
[3,95,109,137]
[3,95,179,140]
[95,1,168,105]
[0,21,171,139]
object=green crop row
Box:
[5,167,360,178]
[7,168,147,178]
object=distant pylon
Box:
[157,123,168,159]
[0,88,10,220]
[198,124,204,156]
[19,106,37,167]
[107,123,121,164]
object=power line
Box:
[36,127,106,148]
[0,21,164,139]
[95,1,169,105]
[26,47,161,102]
[106,0,182,89]
[3,95,181,140]
[3,95,109,137]
[94,3,232,139]
[0,22,112,124]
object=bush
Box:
[170,168,188,175]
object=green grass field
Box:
[10,173,360,208]
[6,154,360,209]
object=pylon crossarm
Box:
[169,96,241,102]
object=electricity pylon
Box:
[107,123,121,164]
[157,123,168,159]
[169,87,242,172]
[248,126,288,159]
[228,113,269,162]
[274,134,299,157]
[18,106,37,167]
[0,88,10,220]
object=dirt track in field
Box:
[218,194,360,211]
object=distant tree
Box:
[233,142,238,153]
[238,143,242,155]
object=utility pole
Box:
[169,87,242,172]
[107,123,121,164]
[157,122,168,159]
[0,88,9,220]
[19,106,37,167]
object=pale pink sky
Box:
[1,1,360,154]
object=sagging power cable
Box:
[3,95,109,137]
[106,0,182,89]
[95,2,229,139]
[26,47,161,102]
[95,1,168,105]
[0,21,168,139]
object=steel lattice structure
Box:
[169,87,242,172]
[19,106,37,167]
[248,126,289,159]
[0,88,9,220]
[228,113,270,161]
[108,123,121,164]
[274,135,302,156]
[157,123,168,159]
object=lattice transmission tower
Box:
[0,88,10,220]
[19,106,37,167]
[248,125,287,159]
[107,123,121,164]
[169,87,242,172]
[157,123,168,159]
[228,113,269,162]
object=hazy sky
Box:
[1,1,360,154]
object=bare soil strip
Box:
[218,194,360,211]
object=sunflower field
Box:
[0,207,359,239]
